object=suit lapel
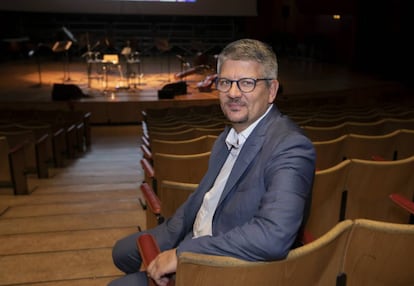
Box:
[218,137,264,204]
[217,108,276,205]
[197,128,231,196]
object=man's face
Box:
[218,59,278,132]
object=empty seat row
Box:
[281,100,414,121]
[308,156,414,240]
[293,110,414,127]
[141,104,226,137]
[142,104,223,124]
[313,129,414,170]
[0,136,28,194]
[302,117,414,141]
[0,109,92,195]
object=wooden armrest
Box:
[140,182,161,215]
[389,193,414,214]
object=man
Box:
[109,38,315,286]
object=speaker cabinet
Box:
[51,84,84,101]
[158,81,187,99]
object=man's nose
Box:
[228,82,241,97]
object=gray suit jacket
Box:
[148,105,315,261]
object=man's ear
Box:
[268,79,279,103]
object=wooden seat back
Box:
[307,160,351,240]
[174,220,354,286]
[313,135,347,170]
[0,136,28,194]
[153,151,210,190]
[345,156,414,223]
[151,135,217,155]
[159,180,198,219]
[342,219,414,286]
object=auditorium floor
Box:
[0,125,145,285]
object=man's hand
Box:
[147,248,178,286]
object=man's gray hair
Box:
[217,39,278,79]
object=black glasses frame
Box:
[215,77,274,93]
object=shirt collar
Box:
[225,104,273,150]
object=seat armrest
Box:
[389,193,414,214]
[371,154,386,161]
[141,158,155,178]
[137,233,175,286]
[301,229,315,244]
[140,182,161,215]
[137,233,161,270]
[141,144,152,160]
[142,135,150,148]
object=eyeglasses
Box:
[215,77,274,93]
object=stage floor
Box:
[0,55,407,123]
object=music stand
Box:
[52,40,73,82]
[125,51,143,88]
[28,46,43,87]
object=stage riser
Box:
[0,100,219,124]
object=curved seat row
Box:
[281,100,414,121]
[142,127,414,173]
[302,117,414,141]
[138,218,414,286]
[313,129,414,170]
[293,110,414,127]
[140,105,414,230]
[0,109,91,195]
[141,155,414,240]
[309,156,414,239]
[142,104,224,126]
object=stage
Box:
[0,54,408,124]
